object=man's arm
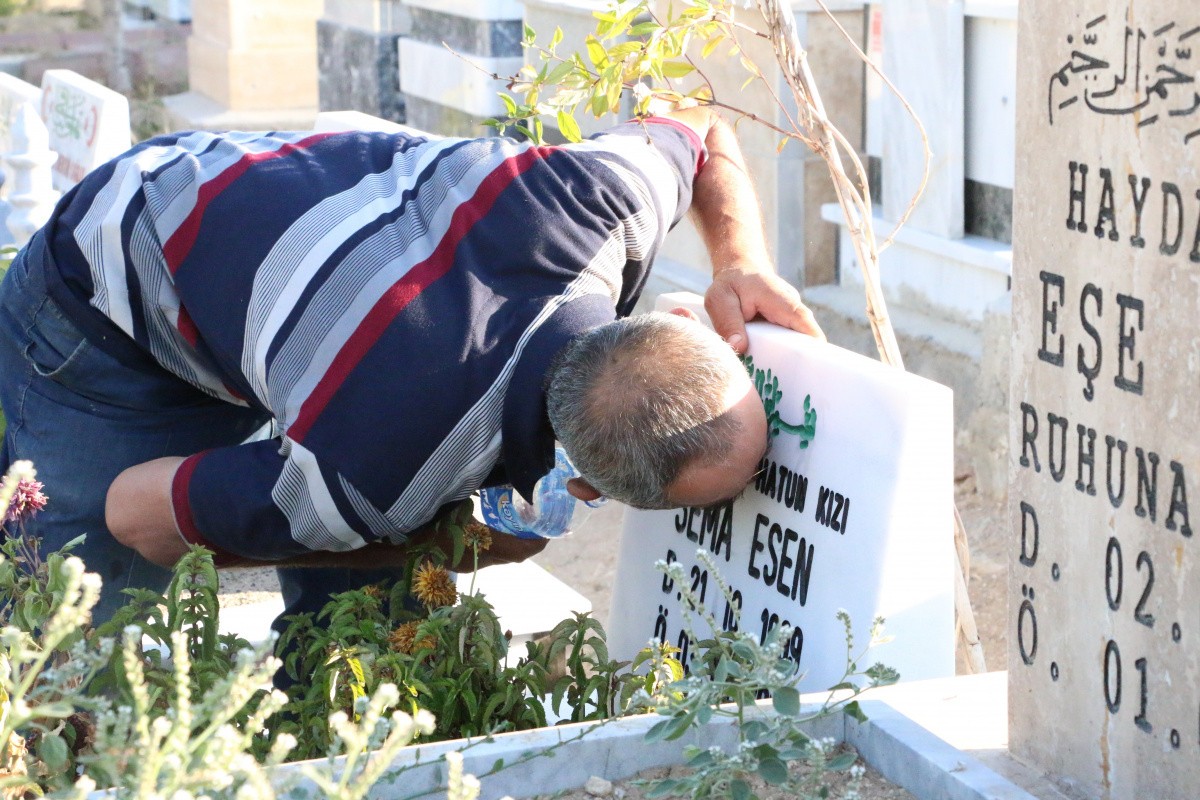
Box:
[661,106,825,351]
[106,457,544,570]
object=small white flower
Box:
[390,711,415,742]
[374,682,401,707]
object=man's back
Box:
[35,122,699,558]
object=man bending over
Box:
[0,106,823,623]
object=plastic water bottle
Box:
[478,447,605,539]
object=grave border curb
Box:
[263,695,1036,800]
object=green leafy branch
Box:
[637,549,897,799]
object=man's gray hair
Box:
[546,311,743,509]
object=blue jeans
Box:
[0,235,399,627]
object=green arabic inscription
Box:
[740,354,817,448]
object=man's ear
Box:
[566,477,604,502]
[667,306,701,323]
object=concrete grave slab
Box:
[609,292,955,692]
[1010,2,1200,798]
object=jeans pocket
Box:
[22,297,218,413]
[24,299,95,385]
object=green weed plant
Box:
[1,456,895,799]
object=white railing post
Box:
[3,103,60,247]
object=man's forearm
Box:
[107,458,546,572]
[689,112,772,275]
[663,106,824,346]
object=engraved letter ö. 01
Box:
[1105,640,1122,713]
[1018,585,1038,666]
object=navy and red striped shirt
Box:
[42,118,704,559]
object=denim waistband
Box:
[18,231,163,373]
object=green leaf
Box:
[608,5,641,40]
[585,35,609,69]
[661,61,695,79]
[550,25,564,50]
[844,700,868,723]
[732,641,755,662]
[629,21,659,37]
[757,756,789,785]
[589,92,611,118]
[645,779,680,799]
[546,60,576,85]
[607,41,644,60]
[557,110,583,143]
[38,733,70,772]
[827,751,858,771]
[701,33,726,59]
[730,778,753,800]
[741,720,768,743]
[644,717,673,743]
[772,686,800,717]
[664,713,693,740]
[500,93,518,116]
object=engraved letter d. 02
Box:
[1019,502,1040,567]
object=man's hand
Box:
[705,264,825,354]
[408,520,548,573]
[663,106,826,352]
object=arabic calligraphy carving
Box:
[740,355,817,446]
[1049,10,1200,145]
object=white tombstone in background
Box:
[608,293,955,690]
[39,70,131,192]
[3,103,59,247]
[312,110,432,139]
[0,74,42,202]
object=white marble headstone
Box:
[608,294,955,691]
[880,0,964,238]
[1011,2,1200,798]
[39,70,131,191]
[0,73,41,201]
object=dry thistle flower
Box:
[362,584,386,599]
[461,521,493,552]
[389,621,435,655]
[412,561,458,609]
[2,476,47,525]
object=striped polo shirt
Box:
[42,118,703,559]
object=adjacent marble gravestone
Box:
[608,294,955,691]
[39,70,130,192]
[1010,3,1200,798]
[0,74,41,201]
